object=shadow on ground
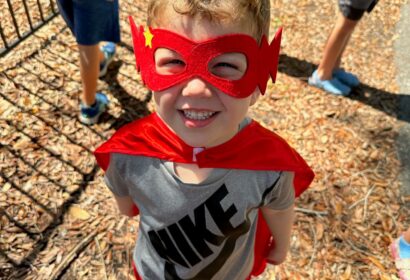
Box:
[0,31,150,280]
[278,54,410,123]
[1,24,407,280]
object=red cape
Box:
[94,113,314,278]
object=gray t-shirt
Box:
[105,153,295,280]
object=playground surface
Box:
[0,0,409,279]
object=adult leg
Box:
[308,14,354,96]
[316,15,359,80]
[333,31,352,70]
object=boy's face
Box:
[152,11,260,148]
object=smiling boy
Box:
[95,1,314,279]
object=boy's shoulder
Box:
[95,113,314,197]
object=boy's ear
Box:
[250,90,260,106]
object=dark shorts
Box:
[57,0,120,45]
[338,0,379,20]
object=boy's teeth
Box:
[183,110,215,120]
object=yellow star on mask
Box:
[144,28,154,48]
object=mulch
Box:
[0,0,408,279]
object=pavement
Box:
[395,2,410,195]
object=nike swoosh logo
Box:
[164,217,250,280]
[163,174,282,279]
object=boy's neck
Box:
[174,162,213,184]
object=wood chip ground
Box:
[0,0,408,279]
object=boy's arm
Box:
[261,204,295,265]
[113,195,138,217]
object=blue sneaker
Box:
[99,42,116,78]
[333,69,360,87]
[390,236,410,280]
[308,70,351,96]
[398,236,410,259]
[79,92,109,125]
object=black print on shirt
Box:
[148,174,281,280]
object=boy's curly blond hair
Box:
[147,0,271,41]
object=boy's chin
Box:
[178,131,233,149]
[179,133,211,148]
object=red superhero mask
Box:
[129,16,282,98]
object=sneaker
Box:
[333,69,360,87]
[79,92,109,125]
[308,70,351,96]
[99,42,116,78]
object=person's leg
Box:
[99,42,117,78]
[61,0,118,124]
[333,31,351,70]
[316,15,358,80]
[78,44,103,106]
[77,44,109,125]
[331,20,362,87]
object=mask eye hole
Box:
[208,52,247,81]
[154,48,186,75]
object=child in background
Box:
[309,0,379,96]
[95,0,314,279]
[57,0,120,124]
[391,227,410,279]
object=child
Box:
[391,227,410,279]
[95,0,314,279]
[308,0,379,96]
[57,0,120,124]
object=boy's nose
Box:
[181,77,213,98]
